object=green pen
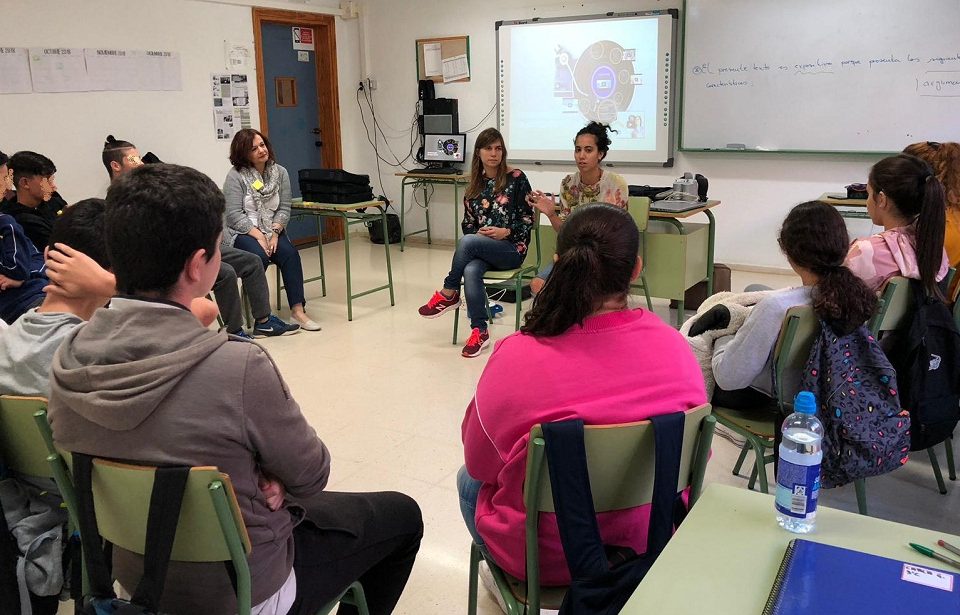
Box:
[909,542,960,570]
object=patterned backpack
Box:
[799,322,911,488]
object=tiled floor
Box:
[61,235,960,614]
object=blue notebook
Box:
[763,539,960,614]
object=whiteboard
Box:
[680,0,960,153]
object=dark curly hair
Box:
[575,122,617,161]
[779,201,877,334]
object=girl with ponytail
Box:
[845,153,949,298]
[712,202,878,405]
[459,204,706,586]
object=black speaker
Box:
[420,98,459,135]
[418,80,435,101]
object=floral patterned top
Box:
[462,169,534,255]
[558,170,629,220]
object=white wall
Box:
[356,0,885,271]
[1,0,367,202]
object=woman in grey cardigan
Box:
[223,129,320,331]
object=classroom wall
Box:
[356,0,885,271]
[1,0,368,205]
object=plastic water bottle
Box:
[775,391,823,533]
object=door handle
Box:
[312,128,321,135]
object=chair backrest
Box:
[772,305,821,412]
[62,453,251,562]
[518,210,542,270]
[537,222,558,268]
[868,276,913,337]
[627,196,651,233]
[0,395,54,478]
[523,404,714,516]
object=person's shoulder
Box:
[507,168,528,181]
[606,170,628,185]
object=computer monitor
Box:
[423,133,466,165]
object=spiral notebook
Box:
[763,539,960,614]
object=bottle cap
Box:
[794,391,817,415]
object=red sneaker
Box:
[418,290,461,318]
[461,327,490,358]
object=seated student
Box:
[103,135,298,337]
[0,151,67,250]
[708,202,878,406]
[0,149,14,200]
[902,141,960,295]
[845,153,949,295]
[0,199,112,396]
[48,164,423,615]
[0,210,46,324]
[418,127,534,357]
[527,122,629,293]
[459,204,706,586]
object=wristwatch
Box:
[272,224,285,235]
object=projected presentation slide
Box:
[497,12,676,165]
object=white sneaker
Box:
[478,561,509,615]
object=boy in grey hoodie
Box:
[48,164,422,615]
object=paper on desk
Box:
[442,53,469,83]
[423,43,442,77]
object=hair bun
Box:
[105,135,116,144]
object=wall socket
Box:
[365,77,378,91]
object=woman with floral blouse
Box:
[418,128,533,358]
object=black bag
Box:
[298,168,370,185]
[73,454,191,615]
[363,198,401,245]
[543,413,685,615]
[302,190,375,204]
[886,280,960,451]
[628,185,671,200]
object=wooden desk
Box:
[819,192,870,220]
[645,200,721,325]
[395,172,469,251]
[291,198,395,321]
[623,484,960,613]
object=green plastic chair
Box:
[452,215,543,343]
[713,306,820,496]
[0,395,57,479]
[466,404,716,615]
[627,197,654,310]
[870,276,956,495]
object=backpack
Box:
[363,197,401,244]
[886,280,960,451]
[543,413,686,615]
[799,323,910,489]
[0,476,68,615]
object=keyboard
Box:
[413,167,462,175]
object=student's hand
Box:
[0,274,23,291]
[258,473,286,511]
[478,226,510,240]
[189,297,220,328]
[43,244,116,298]
[267,233,279,256]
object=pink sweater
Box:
[461,309,707,585]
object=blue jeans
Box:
[442,234,523,331]
[456,466,488,552]
[234,233,306,309]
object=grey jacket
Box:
[221,165,292,247]
[48,297,331,612]
[0,309,83,396]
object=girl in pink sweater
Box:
[459,204,707,585]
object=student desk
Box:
[819,192,870,220]
[395,172,469,251]
[290,198,395,321]
[644,200,720,326]
[622,484,960,613]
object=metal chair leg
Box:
[748,436,769,494]
[946,435,956,481]
[928,447,948,495]
[467,542,481,615]
[732,441,750,476]
[854,479,868,515]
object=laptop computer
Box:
[650,199,704,213]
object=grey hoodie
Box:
[0,308,83,396]
[48,297,331,612]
